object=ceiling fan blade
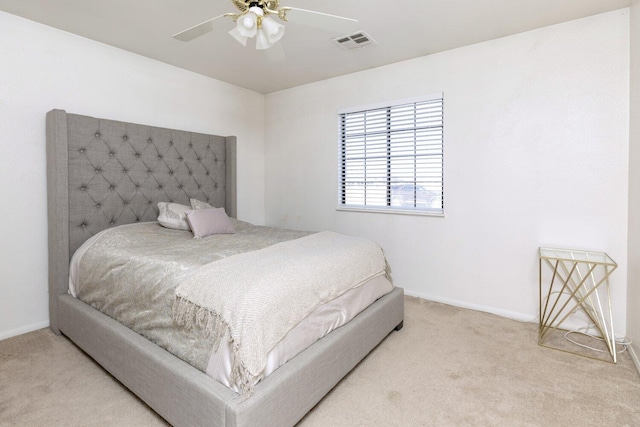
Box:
[173,14,228,42]
[283,7,358,34]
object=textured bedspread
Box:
[73,220,309,372]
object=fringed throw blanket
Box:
[173,231,389,396]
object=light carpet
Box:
[1,296,638,426]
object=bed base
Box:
[58,288,403,427]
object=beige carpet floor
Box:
[1,296,639,426]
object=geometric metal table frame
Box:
[538,247,618,363]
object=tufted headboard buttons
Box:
[65,113,232,255]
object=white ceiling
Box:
[0,0,631,93]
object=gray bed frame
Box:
[46,109,404,427]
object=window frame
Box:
[337,93,444,216]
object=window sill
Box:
[336,206,444,217]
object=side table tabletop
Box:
[538,247,618,362]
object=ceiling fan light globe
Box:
[261,16,285,43]
[242,16,255,29]
[255,29,274,50]
[228,27,249,46]
[236,15,257,38]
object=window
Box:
[338,93,444,214]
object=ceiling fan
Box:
[172,0,358,50]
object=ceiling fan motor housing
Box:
[233,0,280,14]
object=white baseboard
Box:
[628,343,640,376]
[403,289,537,323]
[402,291,628,340]
[0,321,49,341]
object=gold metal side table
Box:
[538,247,618,362]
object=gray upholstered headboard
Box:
[46,109,237,333]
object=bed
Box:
[46,109,404,427]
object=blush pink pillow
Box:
[185,207,235,238]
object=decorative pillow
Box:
[157,202,191,231]
[185,207,236,238]
[190,198,213,210]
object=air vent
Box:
[332,31,375,50]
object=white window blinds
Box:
[339,94,444,214]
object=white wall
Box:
[1,8,632,342]
[0,11,265,339]
[627,0,640,364]
[265,10,630,334]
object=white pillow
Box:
[190,198,213,210]
[185,207,235,238]
[157,202,191,230]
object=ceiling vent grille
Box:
[332,31,375,50]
